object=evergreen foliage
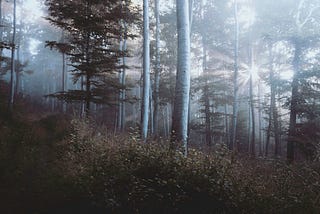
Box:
[45,0,139,114]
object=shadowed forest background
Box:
[0,0,320,213]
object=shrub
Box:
[58,118,320,213]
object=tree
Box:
[286,0,320,162]
[8,0,16,110]
[171,0,191,154]
[249,45,255,156]
[0,0,3,59]
[231,0,239,151]
[118,0,129,132]
[255,0,320,161]
[45,0,138,117]
[141,0,150,141]
[264,41,281,157]
[153,0,160,137]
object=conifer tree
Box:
[45,0,138,116]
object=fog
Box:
[1,0,320,158]
[1,0,320,212]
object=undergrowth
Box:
[57,118,320,213]
[0,115,319,213]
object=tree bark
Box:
[141,0,150,141]
[203,46,212,147]
[0,0,3,60]
[270,64,280,157]
[200,0,212,147]
[249,72,255,156]
[153,0,160,137]
[258,80,263,156]
[224,90,230,146]
[15,42,20,96]
[249,45,255,156]
[231,0,239,151]
[61,31,66,113]
[118,22,127,131]
[8,0,16,110]
[287,40,301,163]
[171,0,191,155]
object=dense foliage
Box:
[0,91,319,213]
[45,0,139,114]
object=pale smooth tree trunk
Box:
[249,46,255,156]
[153,0,160,137]
[249,68,255,156]
[141,0,150,141]
[231,0,239,150]
[8,0,16,110]
[224,90,230,146]
[171,0,190,155]
[149,82,154,134]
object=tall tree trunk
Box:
[118,32,124,131]
[265,44,273,157]
[0,0,3,61]
[203,45,211,147]
[273,90,280,157]
[172,0,190,155]
[141,0,150,141]
[15,41,20,96]
[231,0,239,150]
[224,90,230,146]
[117,21,127,131]
[149,82,154,134]
[200,0,211,146]
[266,111,271,157]
[80,76,85,117]
[153,0,160,137]
[270,63,280,158]
[258,80,263,156]
[61,31,67,113]
[118,0,128,132]
[277,92,283,154]
[249,70,255,156]
[84,29,91,117]
[85,75,90,117]
[8,0,16,110]
[287,40,301,163]
[249,46,255,156]
[121,35,127,130]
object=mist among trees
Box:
[1,0,320,213]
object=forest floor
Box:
[0,93,320,213]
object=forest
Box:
[0,0,320,213]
